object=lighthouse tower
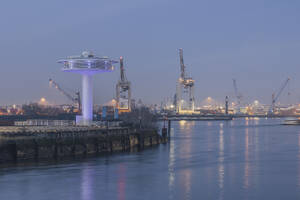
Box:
[58,51,117,125]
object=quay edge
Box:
[0,126,166,165]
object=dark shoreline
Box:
[0,126,165,167]
[0,145,161,169]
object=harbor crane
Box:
[232,79,243,105]
[176,48,195,113]
[232,79,243,112]
[49,78,81,113]
[116,56,131,112]
[269,78,290,114]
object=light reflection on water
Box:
[179,120,193,199]
[81,165,93,200]
[298,133,300,189]
[168,127,175,199]
[1,118,300,200]
[244,127,249,190]
[179,120,195,131]
[182,169,191,200]
[218,125,224,200]
[117,164,126,200]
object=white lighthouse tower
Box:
[58,51,117,126]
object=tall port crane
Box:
[176,48,195,113]
[270,78,290,114]
[232,79,243,106]
[49,78,81,113]
[116,56,131,112]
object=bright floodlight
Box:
[58,51,117,125]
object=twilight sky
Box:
[0,0,300,106]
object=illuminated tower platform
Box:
[58,51,117,125]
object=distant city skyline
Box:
[0,0,300,106]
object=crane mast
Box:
[179,48,185,80]
[116,57,131,113]
[176,48,195,114]
[270,78,290,113]
[49,78,81,113]
[232,79,243,112]
[120,56,126,82]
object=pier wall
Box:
[0,127,164,164]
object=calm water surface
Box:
[1,118,300,200]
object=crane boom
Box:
[179,48,185,79]
[120,56,126,82]
[49,79,75,101]
[49,78,81,113]
[271,78,290,113]
[232,79,242,105]
[233,79,238,99]
[273,78,290,103]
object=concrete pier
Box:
[0,126,163,164]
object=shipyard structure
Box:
[116,56,131,113]
[176,49,196,114]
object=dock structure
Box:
[159,114,233,121]
[0,126,163,164]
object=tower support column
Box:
[82,73,93,125]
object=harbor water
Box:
[1,118,300,200]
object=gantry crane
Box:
[232,79,243,112]
[176,48,195,113]
[269,78,290,114]
[49,78,81,113]
[116,56,131,112]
